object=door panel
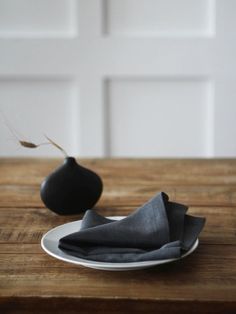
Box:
[0,0,235,157]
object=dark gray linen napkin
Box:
[58,192,205,263]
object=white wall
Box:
[0,0,235,157]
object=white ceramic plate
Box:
[41,216,199,271]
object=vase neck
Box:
[64,157,77,166]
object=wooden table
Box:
[0,158,236,313]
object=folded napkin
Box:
[58,192,205,263]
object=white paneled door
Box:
[0,0,235,157]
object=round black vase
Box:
[40,157,103,215]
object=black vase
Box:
[40,157,103,215]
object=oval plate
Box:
[41,216,199,271]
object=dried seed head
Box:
[19,141,38,148]
[1,111,68,156]
[44,135,67,157]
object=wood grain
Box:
[0,206,235,245]
[1,298,235,314]
[1,158,236,208]
[0,158,236,313]
[0,245,235,300]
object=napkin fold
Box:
[58,192,205,263]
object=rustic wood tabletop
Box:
[0,158,235,313]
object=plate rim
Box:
[41,216,199,269]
